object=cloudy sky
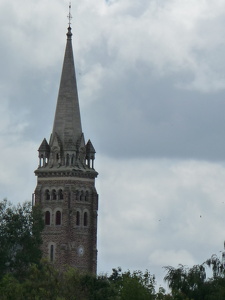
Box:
[1,0,225,288]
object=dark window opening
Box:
[58,189,63,200]
[50,245,54,262]
[56,211,61,225]
[52,189,57,200]
[85,191,89,201]
[84,212,88,227]
[76,211,80,226]
[45,211,50,225]
[45,190,50,200]
[71,154,74,165]
[66,154,70,166]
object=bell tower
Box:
[34,15,98,274]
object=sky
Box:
[1,0,225,288]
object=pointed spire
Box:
[35,7,98,174]
[51,18,82,149]
[38,138,50,152]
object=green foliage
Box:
[109,267,156,300]
[0,274,23,300]
[164,255,225,300]
[0,199,44,279]
[0,262,165,300]
[1,199,225,300]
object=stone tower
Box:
[34,24,98,274]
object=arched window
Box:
[45,189,50,200]
[40,154,44,167]
[85,191,89,202]
[75,190,79,201]
[80,191,84,201]
[52,189,57,200]
[71,154,74,165]
[55,211,61,225]
[76,211,80,226]
[45,211,50,225]
[83,212,88,227]
[49,244,55,262]
[58,189,63,200]
[66,154,70,166]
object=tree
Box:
[0,199,44,279]
[164,255,225,300]
[108,267,157,300]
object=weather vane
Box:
[68,2,72,26]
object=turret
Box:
[38,138,50,167]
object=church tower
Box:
[34,16,98,274]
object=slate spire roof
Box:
[51,26,82,147]
[36,24,97,174]
[38,138,50,152]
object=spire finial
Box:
[68,2,72,27]
[67,2,73,39]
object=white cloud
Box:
[0,99,36,201]
[75,0,225,92]
[97,157,225,285]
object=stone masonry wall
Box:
[35,176,98,274]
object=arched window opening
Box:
[52,189,57,200]
[91,158,94,169]
[76,211,80,226]
[45,190,50,200]
[58,189,63,200]
[84,212,88,227]
[56,153,59,161]
[50,244,54,262]
[86,158,89,167]
[80,191,84,201]
[85,191,89,202]
[75,190,79,201]
[66,154,70,166]
[56,211,61,225]
[71,154,74,165]
[40,154,44,167]
[45,211,50,225]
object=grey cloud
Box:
[81,66,225,160]
[1,0,225,289]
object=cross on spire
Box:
[68,2,72,26]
